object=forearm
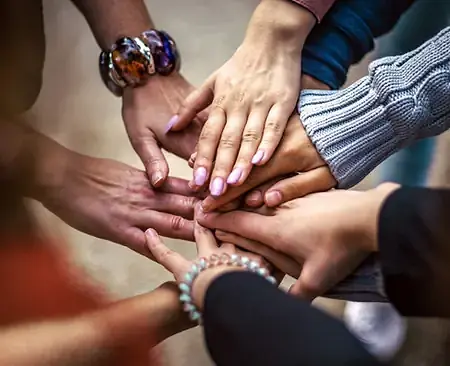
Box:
[300,27,450,188]
[71,0,154,49]
[96,283,192,348]
[0,284,191,366]
[0,119,70,200]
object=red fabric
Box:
[290,0,337,21]
[0,236,155,365]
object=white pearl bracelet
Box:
[178,253,277,324]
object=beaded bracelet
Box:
[179,254,277,324]
[99,29,180,96]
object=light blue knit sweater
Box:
[299,27,450,188]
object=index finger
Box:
[171,79,215,131]
[145,229,191,281]
[196,208,274,246]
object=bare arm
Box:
[70,0,154,49]
[0,283,191,366]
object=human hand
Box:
[35,150,199,257]
[168,1,316,196]
[122,73,207,187]
[199,113,336,212]
[145,220,268,310]
[197,183,399,300]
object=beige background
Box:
[28,0,450,365]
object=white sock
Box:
[344,302,407,361]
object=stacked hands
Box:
[33,0,392,305]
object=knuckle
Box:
[170,216,186,231]
[242,129,260,143]
[199,126,216,142]
[219,136,238,149]
[285,180,305,198]
[213,95,226,108]
[159,248,175,262]
[265,119,283,135]
[298,278,321,297]
[183,196,198,210]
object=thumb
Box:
[134,135,169,187]
[289,254,334,301]
[170,78,215,132]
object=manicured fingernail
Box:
[227,167,243,184]
[252,150,265,165]
[194,167,207,186]
[210,177,224,196]
[265,191,282,207]
[145,228,158,237]
[165,115,179,134]
[151,171,164,187]
[246,190,262,205]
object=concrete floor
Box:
[28,0,450,365]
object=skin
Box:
[72,0,208,186]
[0,118,199,257]
[196,183,399,300]
[170,0,317,197]
[144,219,266,310]
[0,280,191,365]
[198,113,337,212]
[0,185,192,366]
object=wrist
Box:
[360,183,401,252]
[247,0,316,50]
[192,265,245,311]
[27,136,73,202]
[94,283,192,351]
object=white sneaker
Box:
[344,302,407,362]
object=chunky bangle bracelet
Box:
[99,29,180,96]
[141,30,180,75]
[111,37,154,86]
[179,254,277,324]
[99,51,126,97]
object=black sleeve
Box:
[379,187,450,317]
[203,272,381,366]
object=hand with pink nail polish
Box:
[199,113,337,212]
[122,73,208,188]
[165,1,317,196]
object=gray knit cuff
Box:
[298,82,402,189]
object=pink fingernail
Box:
[145,228,158,237]
[194,167,207,186]
[210,177,225,196]
[227,167,243,184]
[165,115,179,134]
[265,191,282,207]
[252,150,265,165]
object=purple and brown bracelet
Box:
[99,29,180,96]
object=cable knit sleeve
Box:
[299,27,450,188]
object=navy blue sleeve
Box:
[302,0,415,89]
